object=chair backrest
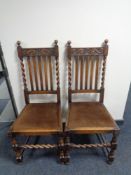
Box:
[67,39,109,103]
[17,40,60,104]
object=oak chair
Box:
[64,40,120,164]
[8,40,64,163]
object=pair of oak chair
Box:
[8,40,120,164]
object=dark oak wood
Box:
[95,56,99,90]
[43,56,48,90]
[49,56,53,90]
[65,39,120,164]
[9,40,63,163]
[27,57,34,91]
[38,56,43,90]
[75,56,78,90]
[32,56,39,90]
[28,90,57,94]
[80,56,83,89]
[89,56,94,90]
[85,56,89,89]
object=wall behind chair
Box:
[0,0,131,120]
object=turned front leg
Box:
[8,132,23,163]
[108,131,119,164]
[58,136,65,164]
[64,133,70,164]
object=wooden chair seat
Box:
[67,102,119,134]
[11,103,61,135]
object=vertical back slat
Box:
[80,56,84,89]
[49,56,53,90]
[32,56,38,90]
[90,56,95,90]
[38,56,43,90]
[95,56,99,90]
[43,56,48,90]
[75,56,78,90]
[72,58,75,90]
[85,56,89,89]
[27,57,34,91]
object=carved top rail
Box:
[22,48,57,57]
[71,47,104,56]
[17,40,58,58]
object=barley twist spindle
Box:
[101,39,108,89]
[67,41,72,90]
[17,41,27,91]
[54,40,60,89]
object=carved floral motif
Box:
[71,47,104,56]
[22,48,55,57]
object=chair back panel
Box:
[67,40,108,102]
[17,40,60,104]
[25,55,55,91]
[72,55,102,91]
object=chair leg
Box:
[9,133,23,163]
[64,133,70,164]
[15,147,23,163]
[58,136,65,164]
[107,131,119,164]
